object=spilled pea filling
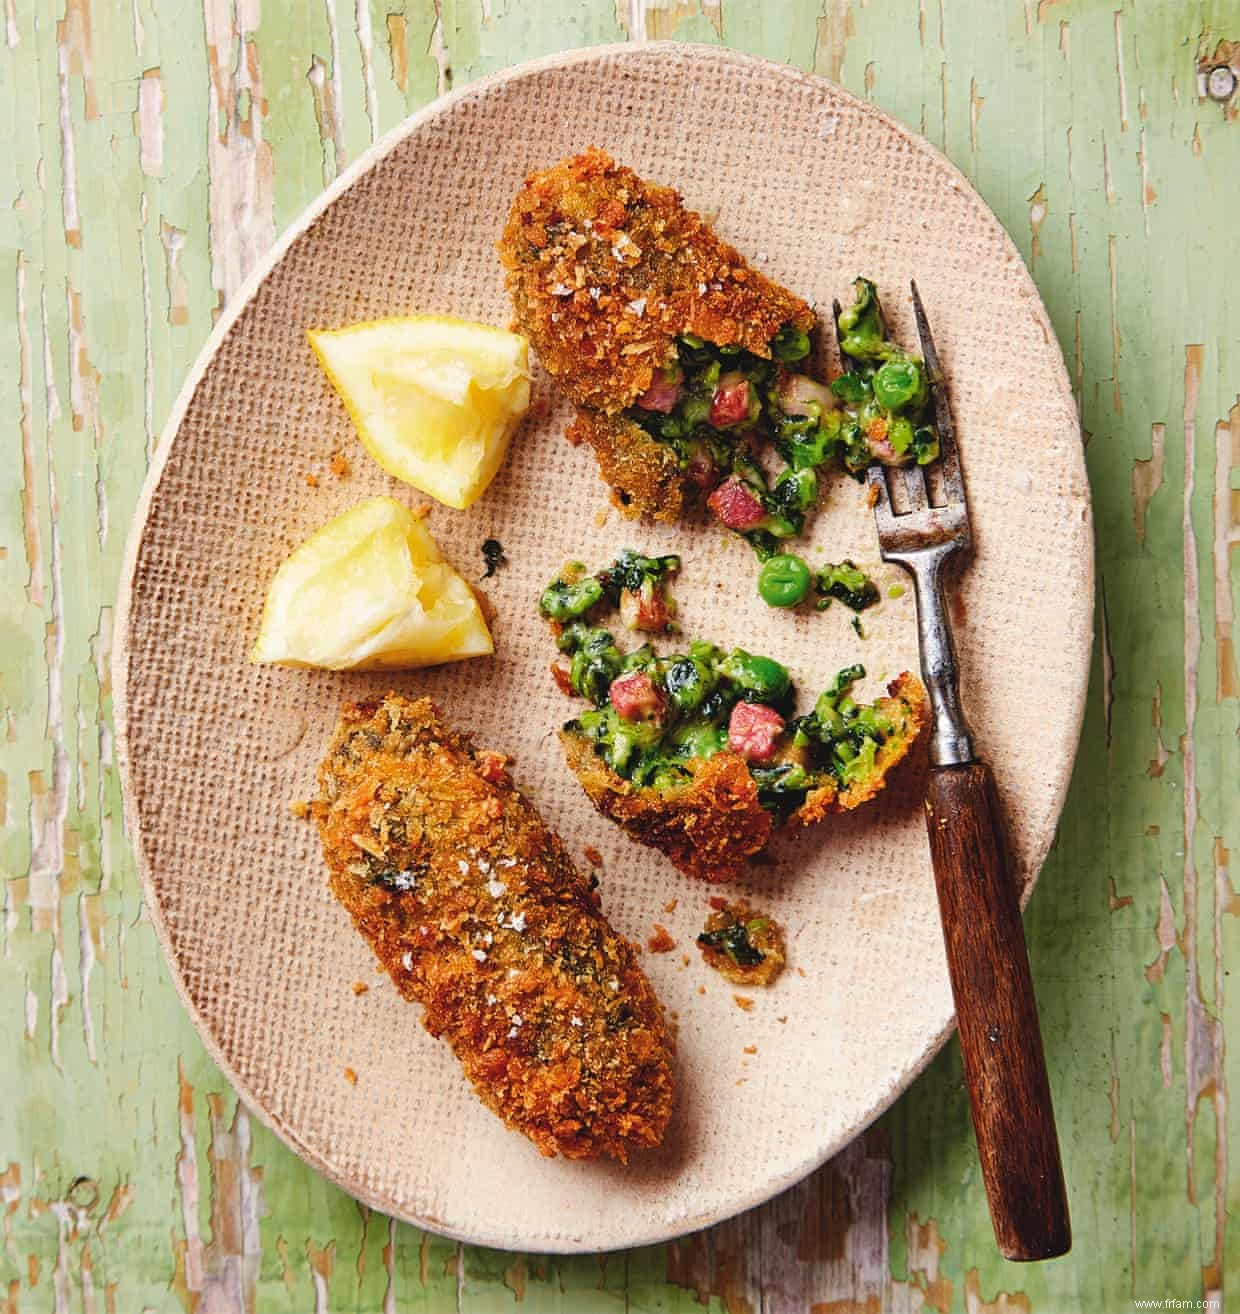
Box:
[626,278,934,610]
[831,277,940,468]
[540,553,912,821]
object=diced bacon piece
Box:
[619,586,671,633]
[707,477,766,530]
[727,702,785,763]
[636,369,683,413]
[709,373,751,427]
[779,373,835,417]
[609,671,665,722]
[686,447,719,489]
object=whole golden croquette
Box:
[312,694,673,1161]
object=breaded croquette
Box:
[500,148,814,520]
[561,671,928,882]
[312,694,673,1160]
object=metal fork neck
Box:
[893,546,976,768]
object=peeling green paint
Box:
[1,0,1236,1309]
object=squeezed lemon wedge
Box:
[308,316,530,509]
[251,497,493,670]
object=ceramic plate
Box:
[115,44,1092,1252]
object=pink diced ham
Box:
[609,671,665,722]
[709,372,751,427]
[707,477,766,531]
[727,702,785,763]
[636,369,683,413]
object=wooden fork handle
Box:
[925,762,1071,1261]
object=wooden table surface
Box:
[2,1,1237,1309]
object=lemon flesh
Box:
[251,497,493,670]
[308,316,530,510]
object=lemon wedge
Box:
[308,316,530,509]
[251,497,493,670]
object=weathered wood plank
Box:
[1,0,1236,1310]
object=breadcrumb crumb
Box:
[647,925,676,954]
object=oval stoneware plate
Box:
[115,44,1092,1252]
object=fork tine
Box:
[866,464,895,531]
[902,464,928,511]
[910,280,966,505]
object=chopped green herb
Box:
[697,922,764,968]
[479,537,507,579]
[817,560,879,612]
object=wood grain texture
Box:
[924,764,1069,1262]
[1,0,1236,1309]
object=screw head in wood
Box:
[1205,63,1237,102]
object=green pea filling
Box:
[832,277,940,472]
[539,555,914,817]
[623,278,940,611]
[816,560,880,612]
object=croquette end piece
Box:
[790,673,929,827]
[315,694,674,1161]
[500,147,815,520]
[566,410,684,522]
[560,729,772,883]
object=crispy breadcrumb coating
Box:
[500,148,814,517]
[312,694,673,1161]
[565,409,686,522]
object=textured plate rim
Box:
[113,40,1094,1253]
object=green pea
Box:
[771,322,811,362]
[872,358,928,412]
[719,649,792,705]
[662,653,716,713]
[757,554,812,608]
[681,394,710,427]
[829,372,870,404]
[773,467,819,514]
[668,719,728,761]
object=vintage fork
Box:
[834,284,1072,1261]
